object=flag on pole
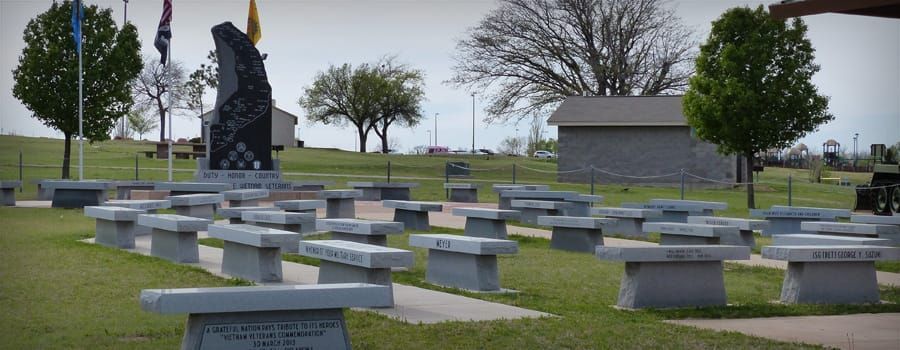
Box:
[70,0,83,54]
[154,0,173,65]
[247,0,262,45]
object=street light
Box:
[471,93,476,153]
[426,130,431,147]
[433,112,439,147]
[853,133,859,170]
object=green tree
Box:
[300,58,425,153]
[185,51,219,141]
[683,6,831,209]
[127,109,157,140]
[12,1,142,178]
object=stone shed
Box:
[547,95,740,187]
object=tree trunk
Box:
[157,98,166,141]
[745,151,755,209]
[62,132,72,179]
[357,126,367,153]
[380,126,389,154]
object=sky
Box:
[1,0,898,155]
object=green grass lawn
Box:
[0,135,871,220]
[8,208,898,349]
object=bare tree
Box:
[526,114,545,155]
[131,57,188,141]
[450,0,695,123]
[498,136,526,155]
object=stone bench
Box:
[491,184,550,193]
[1,181,22,206]
[138,214,211,263]
[498,190,576,210]
[750,205,851,236]
[452,207,521,239]
[564,194,604,217]
[444,183,481,203]
[299,240,414,305]
[318,190,362,219]
[114,181,156,200]
[383,200,443,231]
[591,207,661,238]
[292,180,335,191]
[41,180,115,208]
[800,221,900,245]
[772,234,894,247]
[537,216,615,253]
[139,283,392,350]
[102,199,171,236]
[409,234,518,292]
[222,188,269,207]
[596,245,751,309]
[273,199,326,214]
[851,214,900,227]
[208,224,301,282]
[346,181,419,201]
[316,218,404,246]
[243,210,317,240]
[216,206,279,224]
[762,245,900,304]
[154,182,231,196]
[643,222,740,245]
[85,206,143,248]
[167,193,224,220]
[511,199,573,225]
[687,216,769,247]
[129,189,170,200]
[623,199,727,223]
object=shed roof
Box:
[547,95,685,127]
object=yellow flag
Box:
[247,0,261,45]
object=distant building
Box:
[547,95,741,187]
[200,100,298,147]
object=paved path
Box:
[668,314,900,350]
[355,201,900,287]
[82,235,550,324]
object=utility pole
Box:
[471,93,475,153]
[434,112,439,146]
[121,0,129,139]
[853,133,859,170]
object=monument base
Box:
[182,309,350,350]
[195,158,292,190]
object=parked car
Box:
[533,150,555,159]
[477,148,495,155]
[426,146,449,154]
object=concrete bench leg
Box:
[358,188,382,201]
[331,232,386,246]
[550,227,603,253]
[382,188,411,201]
[565,203,591,217]
[659,234,720,246]
[720,230,755,247]
[449,188,478,203]
[134,209,157,236]
[426,250,500,292]
[394,209,429,231]
[498,196,511,210]
[326,198,355,219]
[617,261,727,309]
[95,219,135,249]
[227,218,245,224]
[520,208,552,225]
[174,204,215,220]
[464,217,508,239]
[609,218,647,238]
[182,309,350,349]
[780,261,879,304]
[317,261,393,305]
[150,228,199,263]
[228,199,259,207]
[221,241,283,282]
[51,189,106,208]
[1,188,15,206]
[38,185,53,200]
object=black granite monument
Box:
[208,22,272,171]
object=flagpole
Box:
[78,7,83,181]
[167,43,173,181]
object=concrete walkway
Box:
[82,234,551,325]
[668,314,900,350]
[355,201,900,287]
